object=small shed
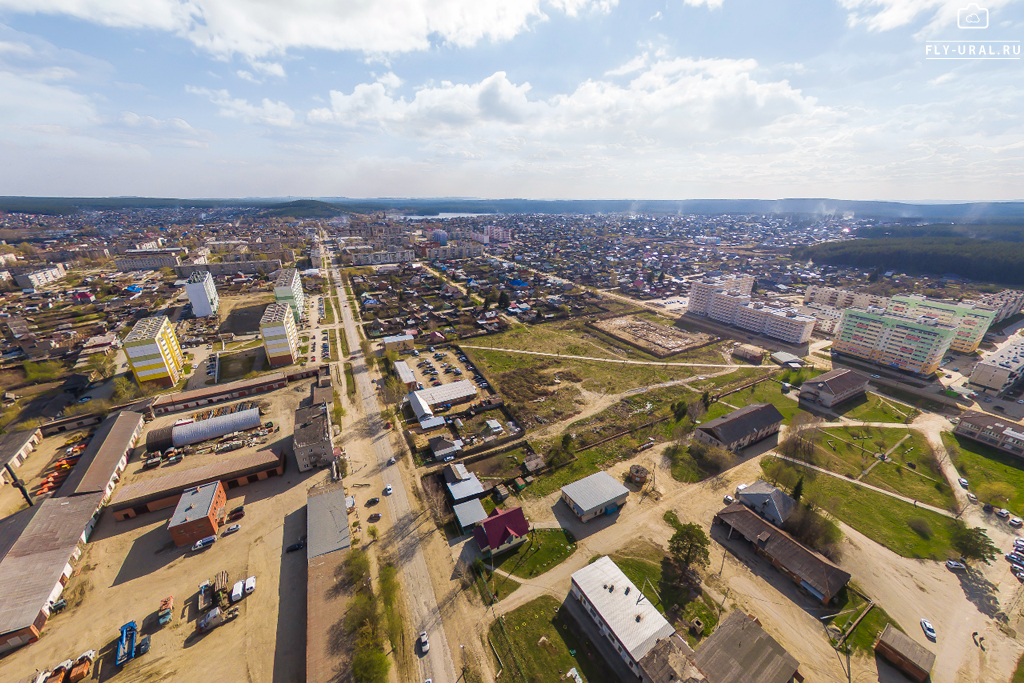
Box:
[628,464,649,485]
[770,351,804,368]
[873,624,935,683]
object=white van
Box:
[231,580,244,603]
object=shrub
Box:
[907,517,933,539]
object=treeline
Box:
[794,237,1024,286]
[857,223,1024,242]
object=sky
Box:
[1,0,1023,200]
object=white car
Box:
[997,508,1011,519]
[920,618,936,641]
[958,478,969,489]
[418,631,429,653]
[245,576,256,594]
[231,580,245,603]
[384,484,393,495]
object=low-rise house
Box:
[797,369,869,408]
[560,471,629,522]
[167,481,226,547]
[569,556,676,679]
[953,411,1024,458]
[690,611,803,683]
[443,463,485,503]
[452,499,488,534]
[473,507,530,556]
[714,503,850,604]
[693,403,784,452]
[737,481,796,527]
[429,436,463,461]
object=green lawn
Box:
[488,595,605,683]
[829,586,900,654]
[344,363,356,396]
[765,460,957,560]
[491,529,577,579]
[943,432,1024,512]
[717,380,807,423]
[838,392,918,423]
[324,297,335,323]
[608,553,719,645]
[476,567,522,603]
[1013,650,1024,683]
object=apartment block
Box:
[12,264,66,289]
[115,250,183,271]
[185,270,219,317]
[260,303,298,367]
[687,274,754,316]
[799,303,842,334]
[706,291,815,344]
[273,268,305,324]
[973,289,1024,323]
[832,307,956,375]
[969,338,1024,393]
[804,285,890,311]
[124,316,184,387]
[886,295,996,354]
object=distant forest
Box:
[794,237,1024,286]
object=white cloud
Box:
[251,60,285,78]
[121,111,194,131]
[376,71,403,90]
[187,86,296,127]
[0,0,617,58]
[236,69,260,84]
[682,0,725,8]
[837,0,1015,32]
[650,11,663,20]
[605,53,648,76]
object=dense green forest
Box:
[260,200,348,218]
[856,223,1024,242]
[794,237,1024,285]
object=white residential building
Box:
[185,270,219,317]
[974,289,1024,323]
[832,306,957,375]
[886,294,996,354]
[13,264,66,289]
[687,274,754,316]
[260,303,298,367]
[803,285,891,311]
[273,268,305,324]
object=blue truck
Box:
[115,621,137,666]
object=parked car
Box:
[229,506,245,520]
[384,484,393,495]
[419,631,430,653]
[920,618,937,641]
[966,492,978,503]
[192,536,217,551]
[958,478,969,489]
[286,541,304,553]
[223,524,241,536]
[387,457,396,466]
[945,560,966,571]
[870,374,880,379]
[984,503,995,513]
[368,513,382,522]
[245,576,256,595]
[723,494,735,505]
[997,508,1011,518]
[367,497,380,506]
[1012,518,1024,528]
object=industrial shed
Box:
[110,449,283,520]
[874,624,935,683]
[54,411,144,501]
[172,408,262,447]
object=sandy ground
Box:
[0,383,319,683]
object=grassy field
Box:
[218,352,257,382]
[943,432,1024,511]
[488,595,605,683]
[764,460,957,560]
[324,297,335,324]
[1013,650,1024,683]
[491,529,578,579]
[829,587,900,653]
[344,363,356,396]
[475,566,522,603]
[716,379,809,423]
[837,392,918,423]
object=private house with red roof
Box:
[473,507,530,557]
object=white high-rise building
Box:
[185,270,219,317]
[274,268,305,324]
[687,274,754,316]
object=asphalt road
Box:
[329,255,457,683]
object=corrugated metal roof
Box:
[172,408,262,447]
[876,623,935,673]
[571,556,674,661]
[691,611,800,683]
[560,471,629,515]
[55,411,143,497]
[394,361,415,385]
[151,373,286,408]
[168,482,222,527]
[452,499,487,529]
[0,493,104,636]
[111,450,281,509]
[307,481,350,560]
[411,380,477,407]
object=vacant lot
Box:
[593,316,714,357]
[219,293,275,335]
[491,529,577,579]
[715,379,808,423]
[218,349,260,382]
[837,392,918,423]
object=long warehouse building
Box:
[146,407,263,452]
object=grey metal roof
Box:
[0,492,105,636]
[738,481,796,525]
[698,404,784,448]
[452,499,488,529]
[571,556,675,661]
[110,449,281,510]
[307,481,351,560]
[0,428,40,471]
[446,472,485,501]
[692,611,800,683]
[560,471,630,515]
[55,411,144,497]
[172,408,262,447]
[168,482,222,528]
[411,380,477,407]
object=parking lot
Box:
[407,346,490,392]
